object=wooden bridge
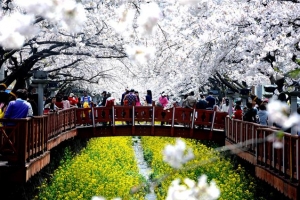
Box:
[0,106,299,199]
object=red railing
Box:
[0,108,76,165]
[225,117,300,183]
[75,106,229,129]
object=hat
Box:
[69,93,74,97]
[161,92,166,96]
[102,91,107,94]
[130,89,134,92]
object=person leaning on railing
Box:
[44,97,59,113]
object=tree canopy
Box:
[1,0,300,99]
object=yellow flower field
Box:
[141,137,256,200]
[35,137,146,200]
[36,136,256,200]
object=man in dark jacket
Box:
[196,94,208,109]
[100,91,108,106]
[243,102,257,123]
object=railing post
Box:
[235,119,237,143]
[112,106,116,135]
[209,106,217,139]
[255,128,257,160]
[251,125,254,151]
[263,130,266,164]
[289,137,293,179]
[91,107,95,127]
[190,108,195,137]
[283,136,285,174]
[19,119,29,165]
[296,138,299,180]
[225,117,227,138]
[171,107,175,137]
[272,133,275,168]
[151,105,155,136]
[132,106,135,135]
[240,123,243,145]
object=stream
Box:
[132,137,157,200]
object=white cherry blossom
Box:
[166,175,220,200]
[163,138,194,169]
[137,2,162,35]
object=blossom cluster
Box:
[167,176,220,200]
[163,138,194,169]
[0,0,86,49]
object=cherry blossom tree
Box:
[2,0,300,100]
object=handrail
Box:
[226,117,300,183]
[0,108,77,165]
[75,106,229,129]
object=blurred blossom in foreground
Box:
[14,0,56,19]
[266,132,284,149]
[111,5,135,34]
[0,13,36,49]
[266,99,300,129]
[163,138,194,169]
[60,1,87,32]
[178,0,199,5]
[137,2,162,35]
[15,0,86,33]
[125,45,156,65]
[166,175,220,200]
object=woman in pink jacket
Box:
[159,92,169,107]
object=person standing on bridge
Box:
[196,94,208,109]
[220,99,230,113]
[81,91,92,107]
[121,87,129,106]
[145,89,152,106]
[243,102,258,123]
[134,91,141,106]
[105,93,115,126]
[183,91,197,109]
[158,92,169,108]
[158,92,169,126]
[4,89,33,121]
[68,93,78,107]
[124,89,137,106]
[123,89,137,125]
[205,91,216,110]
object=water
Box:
[132,137,157,200]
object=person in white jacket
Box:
[221,99,230,113]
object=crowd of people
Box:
[0,83,271,127]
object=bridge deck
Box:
[0,107,299,199]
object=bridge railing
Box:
[0,118,30,164]
[0,108,77,164]
[226,117,267,154]
[75,106,229,129]
[257,128,300,182]
[226,117,300,182]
